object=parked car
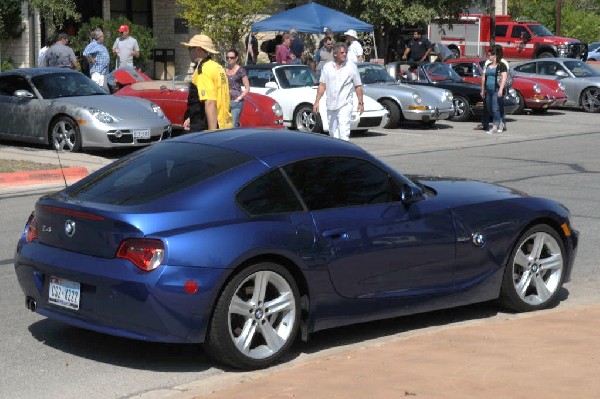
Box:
[0,68,171,152]
[245,64,388,133]
[115,71,285,130]
[386,62,519,121]
[512,58,600,112]
[15,129,578,370]
[356,62,454,128]
[446,58,568,114]
[586,45,600,61]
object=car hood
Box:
[431,80,481,94]
[368,81,448,98]
[50,95,159,119]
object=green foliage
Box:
[71,17,157,71]
[28,0,80,31]
[1,59,15,71]
[508,0,600,44]
[177,0,275,58]
[0,0,24,40]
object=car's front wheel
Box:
[294,104,323,133]
[204,262,301,369]
[380,99,401,128]
[50,116,82,152]
[451,95,471,122]
[580,87,600,113]
[513,90,525,114]
[499,224,566,312]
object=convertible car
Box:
[0,68,171,152]
[15,129,578,370]
[356,62,455,128]
[245,64,388,133]
[115,71,285,130]
[386,62,519,121]
[446,58,568,114]
[512,58,600,113]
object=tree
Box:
[318,0,467,60]
[177,0,275,59]
[28,0,80,31]
[0,0,24,68]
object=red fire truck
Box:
[428,14,587,60]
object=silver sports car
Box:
[512,58,600,113]
[356,62,454,128]
[0,68,172,152]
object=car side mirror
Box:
[401,184,424,204]
[265,81,278,89]
[555,70,568,78]
[13,90,34,98]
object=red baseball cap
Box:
[118,25,129,33]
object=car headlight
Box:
[508,88,517,98]
[150,103,166,118]
[558,82,566,91]
[533,83,541,94]
[444,90,453,102]
[86,107,118,124]
[272,102,283,117]
[412,93,422,104]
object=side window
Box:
[0,75,31,96]
[511,26,528,39]
[283,157,399,211]
[237,170,303,216]
[514,63,536,74]
[495,25,508,38]
[537,61,559,75]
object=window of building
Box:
[111,0,152,28]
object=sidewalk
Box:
[160,304,600,399]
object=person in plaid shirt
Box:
[83,29,110,90]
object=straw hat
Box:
[344,29,358,39]
[180,34,218,54]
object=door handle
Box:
[322,228,350,240]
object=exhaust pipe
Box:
[25,296,37,312]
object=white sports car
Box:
[245,64,388,133]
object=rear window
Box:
[66,141,252,205]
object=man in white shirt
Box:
[313,43,364,141]
[344,29,363,63]
[112,25,140,68]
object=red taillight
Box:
[25,213,38,243]
[117,239,165,272]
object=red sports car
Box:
[446,58,568,114]
[113,69,285,130]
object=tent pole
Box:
[371,31,379,60]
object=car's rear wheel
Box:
[205,262,300,369]
[50,116,82,152]
[580,87,600,113]
[513,90,525,114]
[294,104,323,133]
[380,99,401,128]
[499,224,566,312]
[451,95,471,121]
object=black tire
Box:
[50,116,82,152]
[580,87,600,113]
[294,104,323,133]
[450,95,471,122]
[537,51,555,59]
[513,90,525,115]
[204,262,301,369]
[498,224,566,312]
[380,99,401,128]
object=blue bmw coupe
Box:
[15,129,578,369]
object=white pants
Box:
[327,102,353,141]
[91,72,106,88]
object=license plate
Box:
[133,129,151,139]
[49,276,80,310]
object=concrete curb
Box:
[0,167,89,187]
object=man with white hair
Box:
[83,29,110,89]
[344,29,363,63]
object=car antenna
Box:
[54,147,69,188]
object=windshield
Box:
[422,63,462,82]
[32,72,107,99]
[274,66,319,88]
[357,65,395,84]
[563,60,600,77]
[528,24,554,37]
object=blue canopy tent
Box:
[250,2,377,59]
